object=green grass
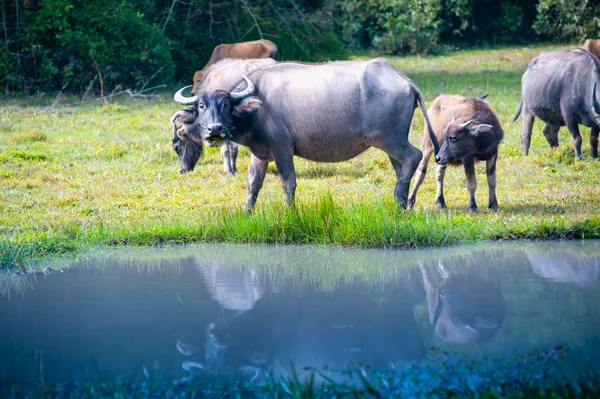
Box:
[5,347,599,398]
[2,42,600,266]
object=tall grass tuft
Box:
[0,241,28,271]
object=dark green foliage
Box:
[2,0,600,94]
[0,0,348,95]
[3,0,173,94]
[534,0,600,42]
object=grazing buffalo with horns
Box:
[173,58,440,211]
[513,49,600,159]
[192,39,278,95]
[408,94,503,212]
[171,58,278,175]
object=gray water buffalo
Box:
[171,58,278,174]
[513,48,600,159]
[408,94,504,212]
[192,39,279,95]
[173,58,440,211]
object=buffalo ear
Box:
[469,124,493,136]
[233,97,262,117]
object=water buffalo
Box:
[171,58,278,174]
[419,261,507,344]
[191,39,279,95]
[513,48,600,159]
[582,39,600,61]
[173,58,440,211]
[408,94,504,212]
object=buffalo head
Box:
[170,109,203,174]
[435,119,494,165]
[173,75,262,147]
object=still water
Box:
[1,240,600,392]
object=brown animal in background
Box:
[582,39,600,60]
[191,39,278,94]
[408,94,503,212]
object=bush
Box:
[3,0,173,94]
[534,0,600,42]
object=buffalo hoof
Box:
[407,195,416,208]
[488,202,498,212]
[435,197,447,209]
[467,205,478,213]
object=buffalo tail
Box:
[413,87,440,155]
[512,99,523,122]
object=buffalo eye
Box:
[222,102,230,110]
[449,135,458,142]
[198,103,206,111]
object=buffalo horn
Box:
[459,120,473,129]
[174,85,198,105]
[230,75,255,101]
[593,82,600,115]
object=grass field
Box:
[2,42,600,266]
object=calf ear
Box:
[469,124,493,136]
[233,97,263,117]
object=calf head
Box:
[173,75,263,147]
[435,119,494,165]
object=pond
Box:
[1,240,600,396]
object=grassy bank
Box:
[2,43,600,264]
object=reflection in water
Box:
[526,243,600,287]
[1,240,600,393]
[420,261,506,343]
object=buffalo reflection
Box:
[420,260,507,344]
[526,249,600,288]
[177,264,426,383]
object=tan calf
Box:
[408,94,504,212]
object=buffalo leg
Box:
[566,121,583,160]
[220,142,238,174]
[590,125,599,158]
[271,149,297,207]
[520,108,535,156]
[244,154,269,212]
[464,157,477,212]
[486,153,498,211]
[408,147,434,208]
[387,144,422,209]
[541,124,560,148]
[434,164,447,209]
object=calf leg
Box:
[244,154,269,212]
[566,121,583,160]
[486,153,498,211]
[220,142,238,174]
[520,108,535,156]
[542,123,560,148]
[434,164,448,209]
[408,147,434,208]
[590,125,599,158]
[463,156,477,212]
